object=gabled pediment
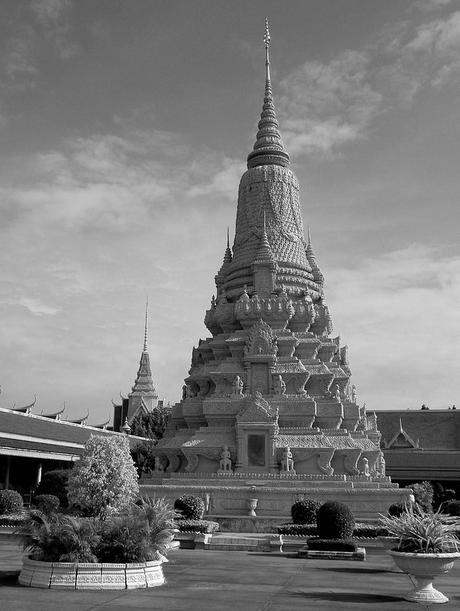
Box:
[385,418,419,449]
[237,393,278,424]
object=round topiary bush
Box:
[174,495,205,520]
[33,494,60,514]
[0,490,23,515]
[291,499,321,525]
[317,501,355,540]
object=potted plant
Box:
[16,497,178,589]
[379,503,460,603]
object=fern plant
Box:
[379,503,460,553]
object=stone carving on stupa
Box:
[151,19,390,487]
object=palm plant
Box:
[379,503,460,553]
[96,497,179,563]
[16,509,99,562]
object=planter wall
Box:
[18,557,165,590]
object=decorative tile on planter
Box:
[18,557,36,587]
[50,562,77,589]
[144,561,165,588]
[76,563,103,589]
[125,563,147,589]
[29,560,53,588]
[101,563,127,590]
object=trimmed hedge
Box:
[176,519,220,533]
[291,499,321,525]
[32,494,60,514]
[307,537,358,552]
[174,495,205,520]
[317,501,355,540]
[277,522,389,538]
[0,490,23,515]
[0,514,27,527]
[277,524,317,536]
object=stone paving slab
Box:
[1,547,460,610]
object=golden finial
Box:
[264,17,271,49]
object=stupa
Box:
[143,21,409,520]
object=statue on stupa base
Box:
[218,446,232,473]
[280,446,295,474]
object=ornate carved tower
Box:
[145,23,410,519]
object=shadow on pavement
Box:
[0,571,19,586]
[291,591,405,604]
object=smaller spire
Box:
[254,211,275,264]
[143,298,149,352]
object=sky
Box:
[1,0,460,423]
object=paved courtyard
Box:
[1,539,460,610]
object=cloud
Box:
[412,0,453,12]
[278,51,382,156]
[2,27,38,90]
[30,0,78,60]
[327,244,460,409]
[30,0,72,26]
[276,9,460,156]
[19,298,60,316]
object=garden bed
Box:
[18,557,165,589]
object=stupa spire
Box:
[143,298,149,352]
[127,302,158,419]
[247,18,290,169]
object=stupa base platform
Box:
[140,472,411,522]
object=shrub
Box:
[32,494,60,515]
[406,481,434,512]
[317,501,355,540]
[0,490,23,515]
[276,524,317,536]
[96,497,178,563]
[176,519,219,533]
[444,501,460,516]
[67,435,139,518]
[388,503,406,517]
[174,495,205,520]
[291,499,321,525]
[307,537,358,552]
[34,470,70,508]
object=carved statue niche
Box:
[361,457,371,477]
[232,375,244,397]
[218,445,233,472]
[280,446,295,473]
[153,456,165,473]
[244,319,277,357]
[273,374,287,396]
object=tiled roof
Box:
[0,407,144,457]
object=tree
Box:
[67,435,139,518]
[131,439,157,476]
[130,403,171,439]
